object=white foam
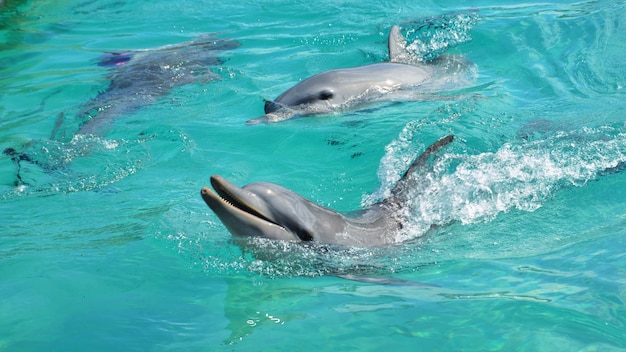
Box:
[371,127,626,243]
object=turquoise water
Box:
[2,0,626,350]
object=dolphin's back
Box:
[72,37,239,137]
[322,63,432,87]
[277,63,432,99]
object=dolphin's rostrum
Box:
[201,135,454,247]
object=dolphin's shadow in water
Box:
[219,265,553,345]
[3,34,239,192]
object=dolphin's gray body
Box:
[8,35,238,145]
[201,135,454,247]
[4,35,238,185]
[247,25,471,124]
[55,35,240,139]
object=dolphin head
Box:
[246,71,345,125]
[265,82,337,113]
[201,175,347,242]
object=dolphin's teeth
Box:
[218,189,244,211]
[213,185,283,228]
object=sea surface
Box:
[1,0,626,350]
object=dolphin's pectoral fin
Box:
[388,25,410,63]
[50,112,65,141]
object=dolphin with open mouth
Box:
[246,23,474,125]
[201,135,453,247]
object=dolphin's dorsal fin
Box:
[387,135,454,203]
[388,25,409,63]
[401,135,453,180]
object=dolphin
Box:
[4,34,239,187]
[200,135,454,247]
[246,25,472,125]
[58,35,240,139]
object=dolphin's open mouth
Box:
[201,175,310,242]
[203,175,282,228]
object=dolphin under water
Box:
[246,25,473,125]
[201,135,454,247]
[57,35,240,139]
[4,34,239,187]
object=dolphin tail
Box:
[3,110,66,188]
[3,147,34,187]
[387,135,454,203]
[3,118,73,189]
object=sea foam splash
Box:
[369,125,626,243]
[400,11,481,62]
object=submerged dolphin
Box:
[246,25,472,125]
[4,35,239,186]
[58,35,240,138]
[201,135,454,247]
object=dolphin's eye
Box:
[318,90,334,100]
